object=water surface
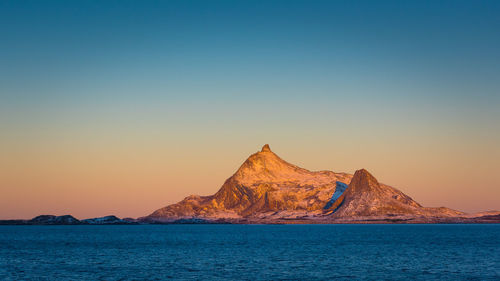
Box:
[0,224,499,280]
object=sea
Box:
[0,224,499,280]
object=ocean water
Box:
[0,224,499,280]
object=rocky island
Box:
[2,145,499,224]
[140,144,500,224]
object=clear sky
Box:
[1,0,499,219]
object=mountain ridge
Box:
[142,145,472,223]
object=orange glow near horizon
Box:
[1,137,499,219]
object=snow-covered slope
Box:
[142,144,464,222]
[326,169,462,219]
[144,145,350,221]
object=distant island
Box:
[0,215,138,225]
[2,145,499,225]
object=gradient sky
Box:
[1,0,499,219]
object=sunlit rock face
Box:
[145,145,350,221]
[328,169,422,217]
[326,169,463,219]
[143,145,463,222]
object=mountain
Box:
[326,169,462,220]
[142,145,466,223]
[143,144,348,221]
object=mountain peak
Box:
[261,144,271,152]
[233,144,309,184]
[350,168,379,189]
[331,168,424,217]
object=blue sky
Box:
[2,0,499,103]
[1,0,499,217]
